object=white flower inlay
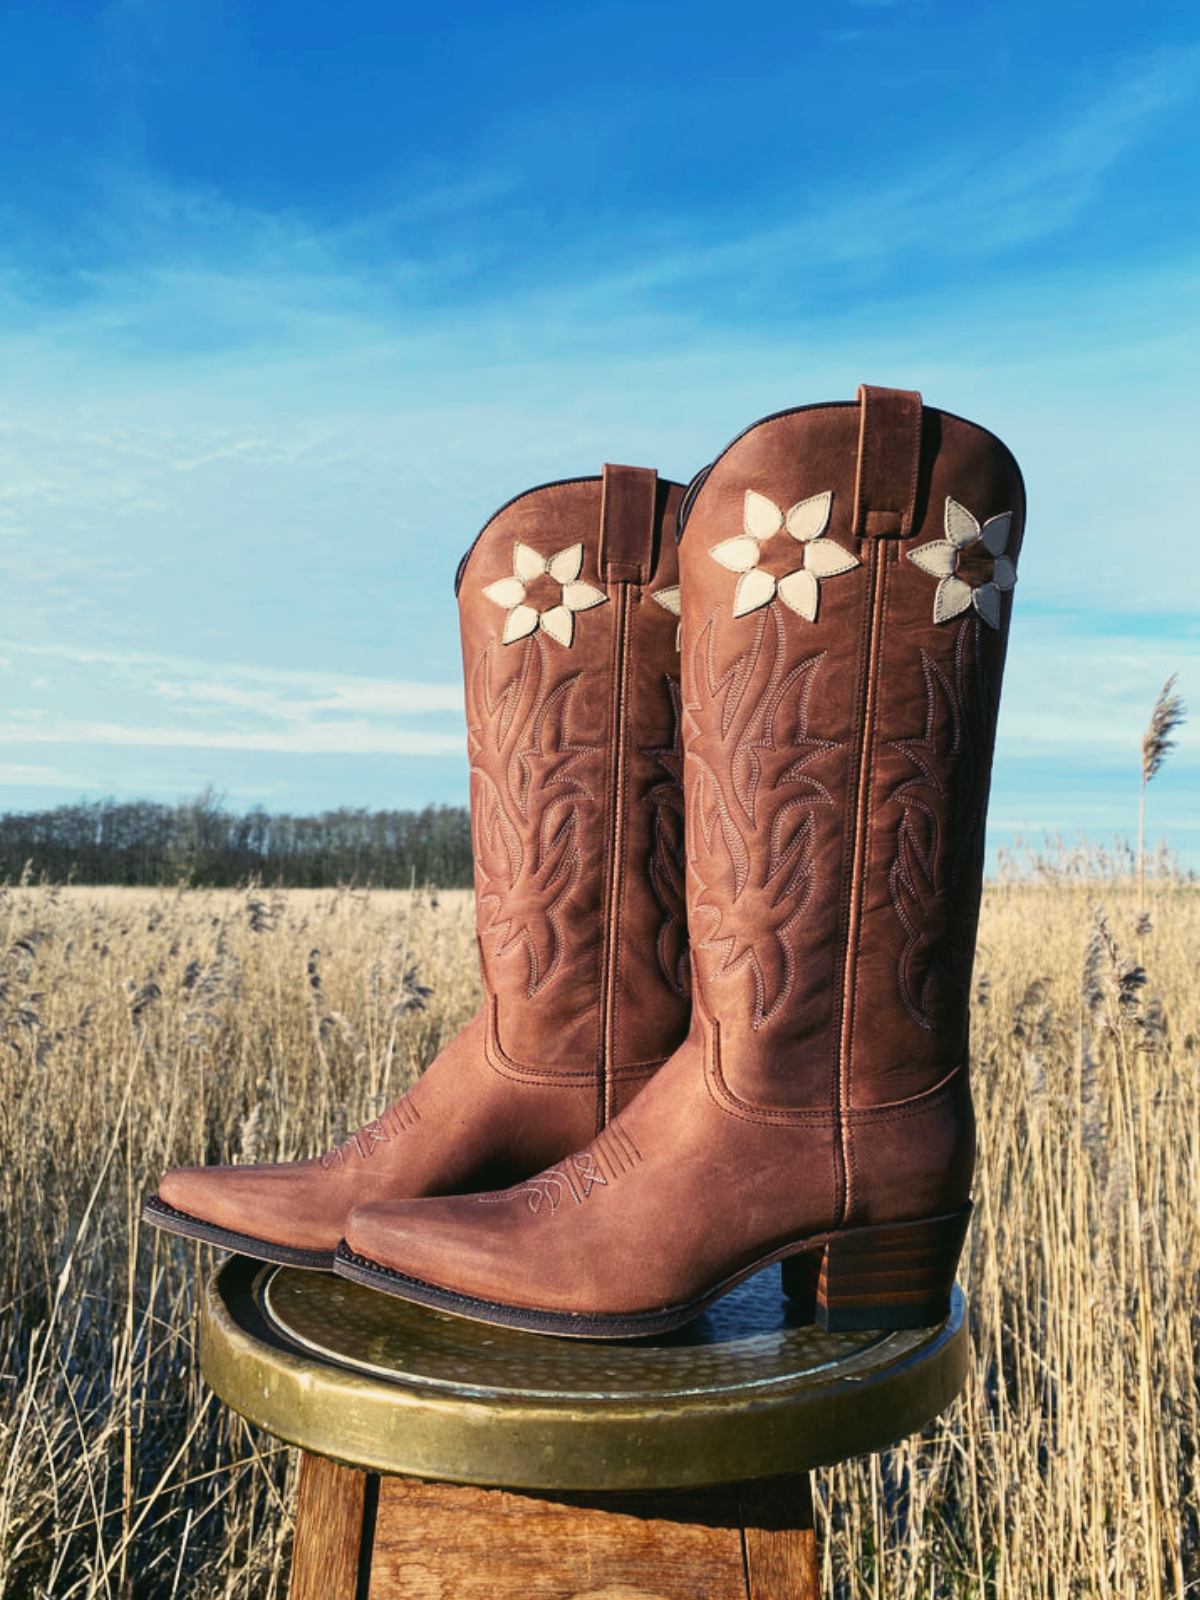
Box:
[907,498,1016,627]
[483,542,608,647]
[651,585,681,649]
[711,490,858,621]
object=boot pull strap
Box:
[852,385,923,539]
[600,463,658,584]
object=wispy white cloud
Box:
[0,762,107,790]
[2,643,466,771]
[8,641,462,717]
[0,719,463,756]
[2,642,465,773]
[996,625,1199,791]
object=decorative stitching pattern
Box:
[467,635,602,998]
[641,674,690,998]
[594,1120,642,1176]
[907,497,1016,627]
[390,1096,422,1134]
[317,1094,420,1170]
[711,489,858,621]
[886,618,998,1028]
[482,1150,611,1215]
[684,604,839,1030]
[483,540,607,647]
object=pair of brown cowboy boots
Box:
[146,385,1024,1338]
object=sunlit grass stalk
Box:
[1,877,1197,1596]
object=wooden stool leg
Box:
[291,1451,376,1600]
[342,1472,821,1600]
[366,1477,749,1599]
[742,1473,820,1600]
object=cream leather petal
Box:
[784,490,833,544]
[981,513,1012,558]
[933,575,974,624]
[651,585,681,615]
[733,567,777,617]
[712,536,761,573]
[777,569,820,622]
[548,544,584,583]
[804,537,858,577]
[514,542,547,583]
[562,581,607,613]
[908,540,958,578]
[743,490,784,541]
[483,577,527,609]
[944,497,981,548]
[503,604,540,643]
[539,605,575,647]
[973,582,1002,629]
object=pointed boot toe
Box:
[147,1161,338,1269]
[145,467,692,1269]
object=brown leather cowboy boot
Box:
[334,386,1025,1334]
[143,465,691,1267]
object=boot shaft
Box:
[457,467,691,1123]
[678,387,1025,1112]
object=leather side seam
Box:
[597,581,633,1130]
[837,536,889,1223]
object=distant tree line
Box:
[0,791,474,888]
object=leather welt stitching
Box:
[848,1060,969,1122]
[483,998,675,1082]
[685,605,838,1031]
[702,1015,838,1127]
[484,998,599,1082]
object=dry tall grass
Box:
[1,872,1197,1597]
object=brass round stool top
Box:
[202,1254,968,1491]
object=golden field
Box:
[0,874,1197,1598]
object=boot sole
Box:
[141,1195,336,1271]
[332,1206,972,1339]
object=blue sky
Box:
[1,0,1197,867]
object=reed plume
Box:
[1138,672,1186,951]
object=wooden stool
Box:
[202,1255,967,1599]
